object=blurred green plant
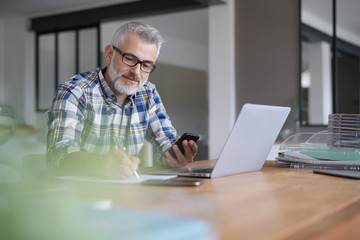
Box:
[0,186,101,240]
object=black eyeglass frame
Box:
[112,45,156,73]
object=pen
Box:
[114,137,140,179]
[126,147,140,180]
[133,169,140,179]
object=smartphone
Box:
[168,133,200,159]
[141,179,204,186]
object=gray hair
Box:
[111,22,165,58]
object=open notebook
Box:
[151,103,290,178]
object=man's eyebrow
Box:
[122,51,137,58]
[142,60,155,64]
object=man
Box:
[47,22,198,179]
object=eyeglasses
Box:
[112,46,156,73]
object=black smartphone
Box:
[141,179,204,186]
[168,133,200,159]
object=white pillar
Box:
[208,0,236,159]
[308,41,332,125]
[24,31,37,127]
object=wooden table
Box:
[2,160,360,239]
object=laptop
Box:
[151,103,291,178]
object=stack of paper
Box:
[328,114,360,148]
[276,150,360,170]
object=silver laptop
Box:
[151,103,290,178]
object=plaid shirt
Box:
[47,67,177,171]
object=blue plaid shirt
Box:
[47,67,177,171]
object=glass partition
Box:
[300,0,360,126]
[58,31,76,85]
[36,26,99,111]
[38,33,56,111]
[78,28,98,73]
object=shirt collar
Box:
[99,67,116,101]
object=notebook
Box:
[313,169,360,179]
[151,103,291,178]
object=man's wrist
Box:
[161,155,170,168]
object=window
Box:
[35,26,99,112]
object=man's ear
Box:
[104,44,113,65]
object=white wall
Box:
[100,9,208,72]
[208,0,236,159]
[3,17,26,121]
[302,0,360,48]
[301,0,333,36]
[0,16,46,129]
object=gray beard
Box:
[108,63,147,96]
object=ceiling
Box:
[0,0,209,46]
[0,0,136,18]
[1,0,358,46]
[302,0,360,44]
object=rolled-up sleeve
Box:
[145,86,177,164]
[46,85,86,173]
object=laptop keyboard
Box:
[191,168,213,173]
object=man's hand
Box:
[102,149,140,179]
[163,139,198,168]
[61,150,140,179]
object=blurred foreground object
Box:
[0,105,15,145]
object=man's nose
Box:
[130,62,142,74]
